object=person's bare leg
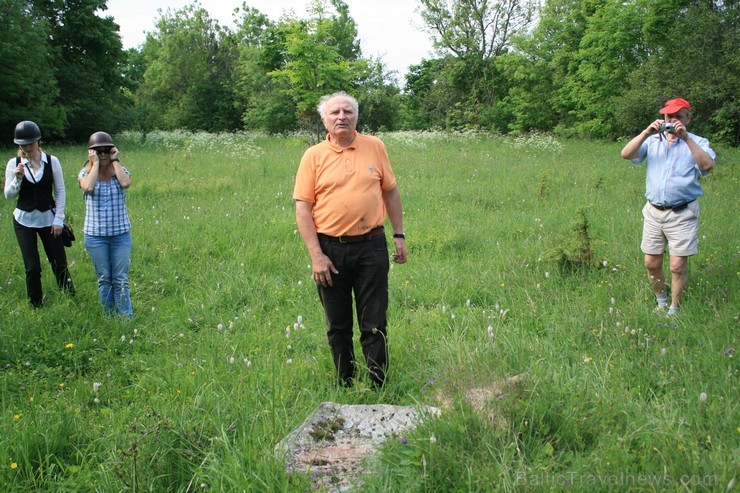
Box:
[645,253,667,307]
[668,255,688,313]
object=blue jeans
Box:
[84,232,132,316]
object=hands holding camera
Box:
[645,119,688,140]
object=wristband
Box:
[393,233,406,239]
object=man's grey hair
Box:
[317,91,359,118]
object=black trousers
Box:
[317,234,390,387]
[13,219,75,306]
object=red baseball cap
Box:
[659,98,691,114]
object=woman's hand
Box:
[51,225,63,238]
[13,162,24,180]
[110,147,120,162]
[88,149,99,167]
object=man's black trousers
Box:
[317,233,389,387]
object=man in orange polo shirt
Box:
[294,91,407,388]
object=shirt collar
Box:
[325,131,359,152]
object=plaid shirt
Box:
[79,167,131,236]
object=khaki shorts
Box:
[641,200,699,256]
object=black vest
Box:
[16,155,56,213]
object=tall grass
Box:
[0,131,736,491]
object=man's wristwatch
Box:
[393,233,406,239]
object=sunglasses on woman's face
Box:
[96,147,113,155]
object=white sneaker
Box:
[667,306,680,316]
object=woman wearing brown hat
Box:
[79,131,133,317]
[3,120,75,307]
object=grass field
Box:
[0,131,737,491]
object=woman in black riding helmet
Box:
[3,121,75,307]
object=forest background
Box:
[1,0,738,145]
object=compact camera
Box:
[659,122,676,133]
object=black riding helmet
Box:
[14,121,42,145]
[88,131,114,149]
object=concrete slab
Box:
[275,401,441,492]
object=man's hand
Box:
[645,119,664,136]
[672,121,689,140]
[392,238,407,264]
[312,253,339,287]
[622,119,664,160]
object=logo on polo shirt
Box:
[369,167,374,173]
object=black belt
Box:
[319,226,384,244]
[650,200,694,212]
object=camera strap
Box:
[17,154,53,185]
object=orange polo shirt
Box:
[293,132,397,237]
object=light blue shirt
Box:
[631,132,715,206]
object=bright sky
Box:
[104,0,435,77]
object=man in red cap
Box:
[621,98,715,315]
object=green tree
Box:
[0,0,65,138]
[414,0,535,129]
[560,0,643,137]
[402,58,450,129]
[615,0,739,144]
[519,0,604,133]
[231,5,296,133]
[419,0,535,60]
[492,51,554,132]
[355,60,401,132]
[267,0,370,136]
[35,0,130,141]
[136,3,240,131]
